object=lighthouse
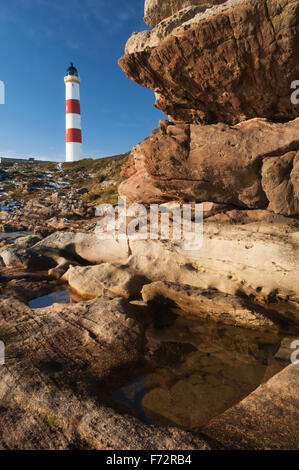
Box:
[64,63,82,162]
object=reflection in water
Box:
[113,308,288,429]
[29,290,70,308]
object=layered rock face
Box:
[119,118,299,214]
[118,0,299,216]
[121,0,299,124]
[144,0,226,28]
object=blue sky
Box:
[0,0,165,161]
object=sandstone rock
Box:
[201,202,232,218]
[262,151,299,216]
[35,231,130,265]
[127,214,299,306]
[141,281,291,332]
[119,118,299,211]
[144,0,226,28]
[32,211,299,308]
[202,364,299,449]
[0,246,55,270]
[120,0,299,124]
[63,264,147,300]
[0,296,209,450]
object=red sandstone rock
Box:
[120,0,299,124]
[119,118,299,214]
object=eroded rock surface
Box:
[0,296,210,450]
[144,0,226,27]
[119,118,299,214]
[262,151,299,216]
[120,0,299,124]
[35,231,130,265]
[127,213,299,307]
[63,263,147,300]
[142,281,293,332]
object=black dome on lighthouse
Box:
[66,62,79,77]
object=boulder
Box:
[119,118,299,212]
[141,281,292,332]
[35,231,130,265]
[119,0,299,124]
[0,246,55,270]
[202,364,299,450]
[63,264,147,300]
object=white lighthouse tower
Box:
[64,63,82,162]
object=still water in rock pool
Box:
[29,290,70,308]
[113,308,288,429]
[28,290,290,430]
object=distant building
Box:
[0,157,48,164]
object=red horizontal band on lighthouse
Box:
[66,128,82,143]
[66,99,81,115]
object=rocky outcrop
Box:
[119,118,299,213]
[35,231,130,265]
[144,0,226,28]
[202,363,299,450]
[120,0,299,124]
[35,210,299,310]
[128,212,299,309]
[63,264,148,300]
[3,216,298,314]
[141,281,293,332]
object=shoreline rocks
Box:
[62,264,148,300]
[141,281,295,332]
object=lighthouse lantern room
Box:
[65,63,82,162]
